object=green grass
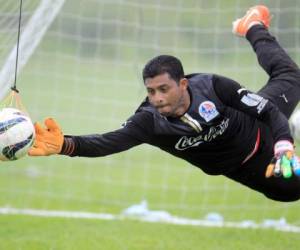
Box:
[0,215,299,250]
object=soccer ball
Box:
[290,109,300,142]
[0,108,35,161]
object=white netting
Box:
[0,0,65,100]
[0,0,299,225]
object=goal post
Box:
[0,0,65,100]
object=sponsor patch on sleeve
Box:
[241,93,268,114]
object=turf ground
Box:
[0,215,300,250]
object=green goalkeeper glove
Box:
[265,140,300,178]
[28,118,64,156]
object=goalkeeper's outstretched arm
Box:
[28,112,153,157]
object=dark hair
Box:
[142,55,184,83]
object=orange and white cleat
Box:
[232,5,271,37]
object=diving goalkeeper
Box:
[29,5,300,202]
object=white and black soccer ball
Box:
[290,109,300,142]
[0,108,35,161]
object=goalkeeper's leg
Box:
[233,5,300,119]
[248,25,300,119]
[229,5,300,202]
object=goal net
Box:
[0,0,300,227]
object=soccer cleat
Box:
[232,5,271,37]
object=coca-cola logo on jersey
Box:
[175,118,229,150]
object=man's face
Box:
[145,73,188,117]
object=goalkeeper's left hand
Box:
[28,118,64,156]
[265,140,300,178]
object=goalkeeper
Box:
[29,5,300,202]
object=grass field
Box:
[1,215,300,250]
[1,1,300,249]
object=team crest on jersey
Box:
[198,101,219,122]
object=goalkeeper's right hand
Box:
[28,118,64,156]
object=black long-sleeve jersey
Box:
[64,73,292,175]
